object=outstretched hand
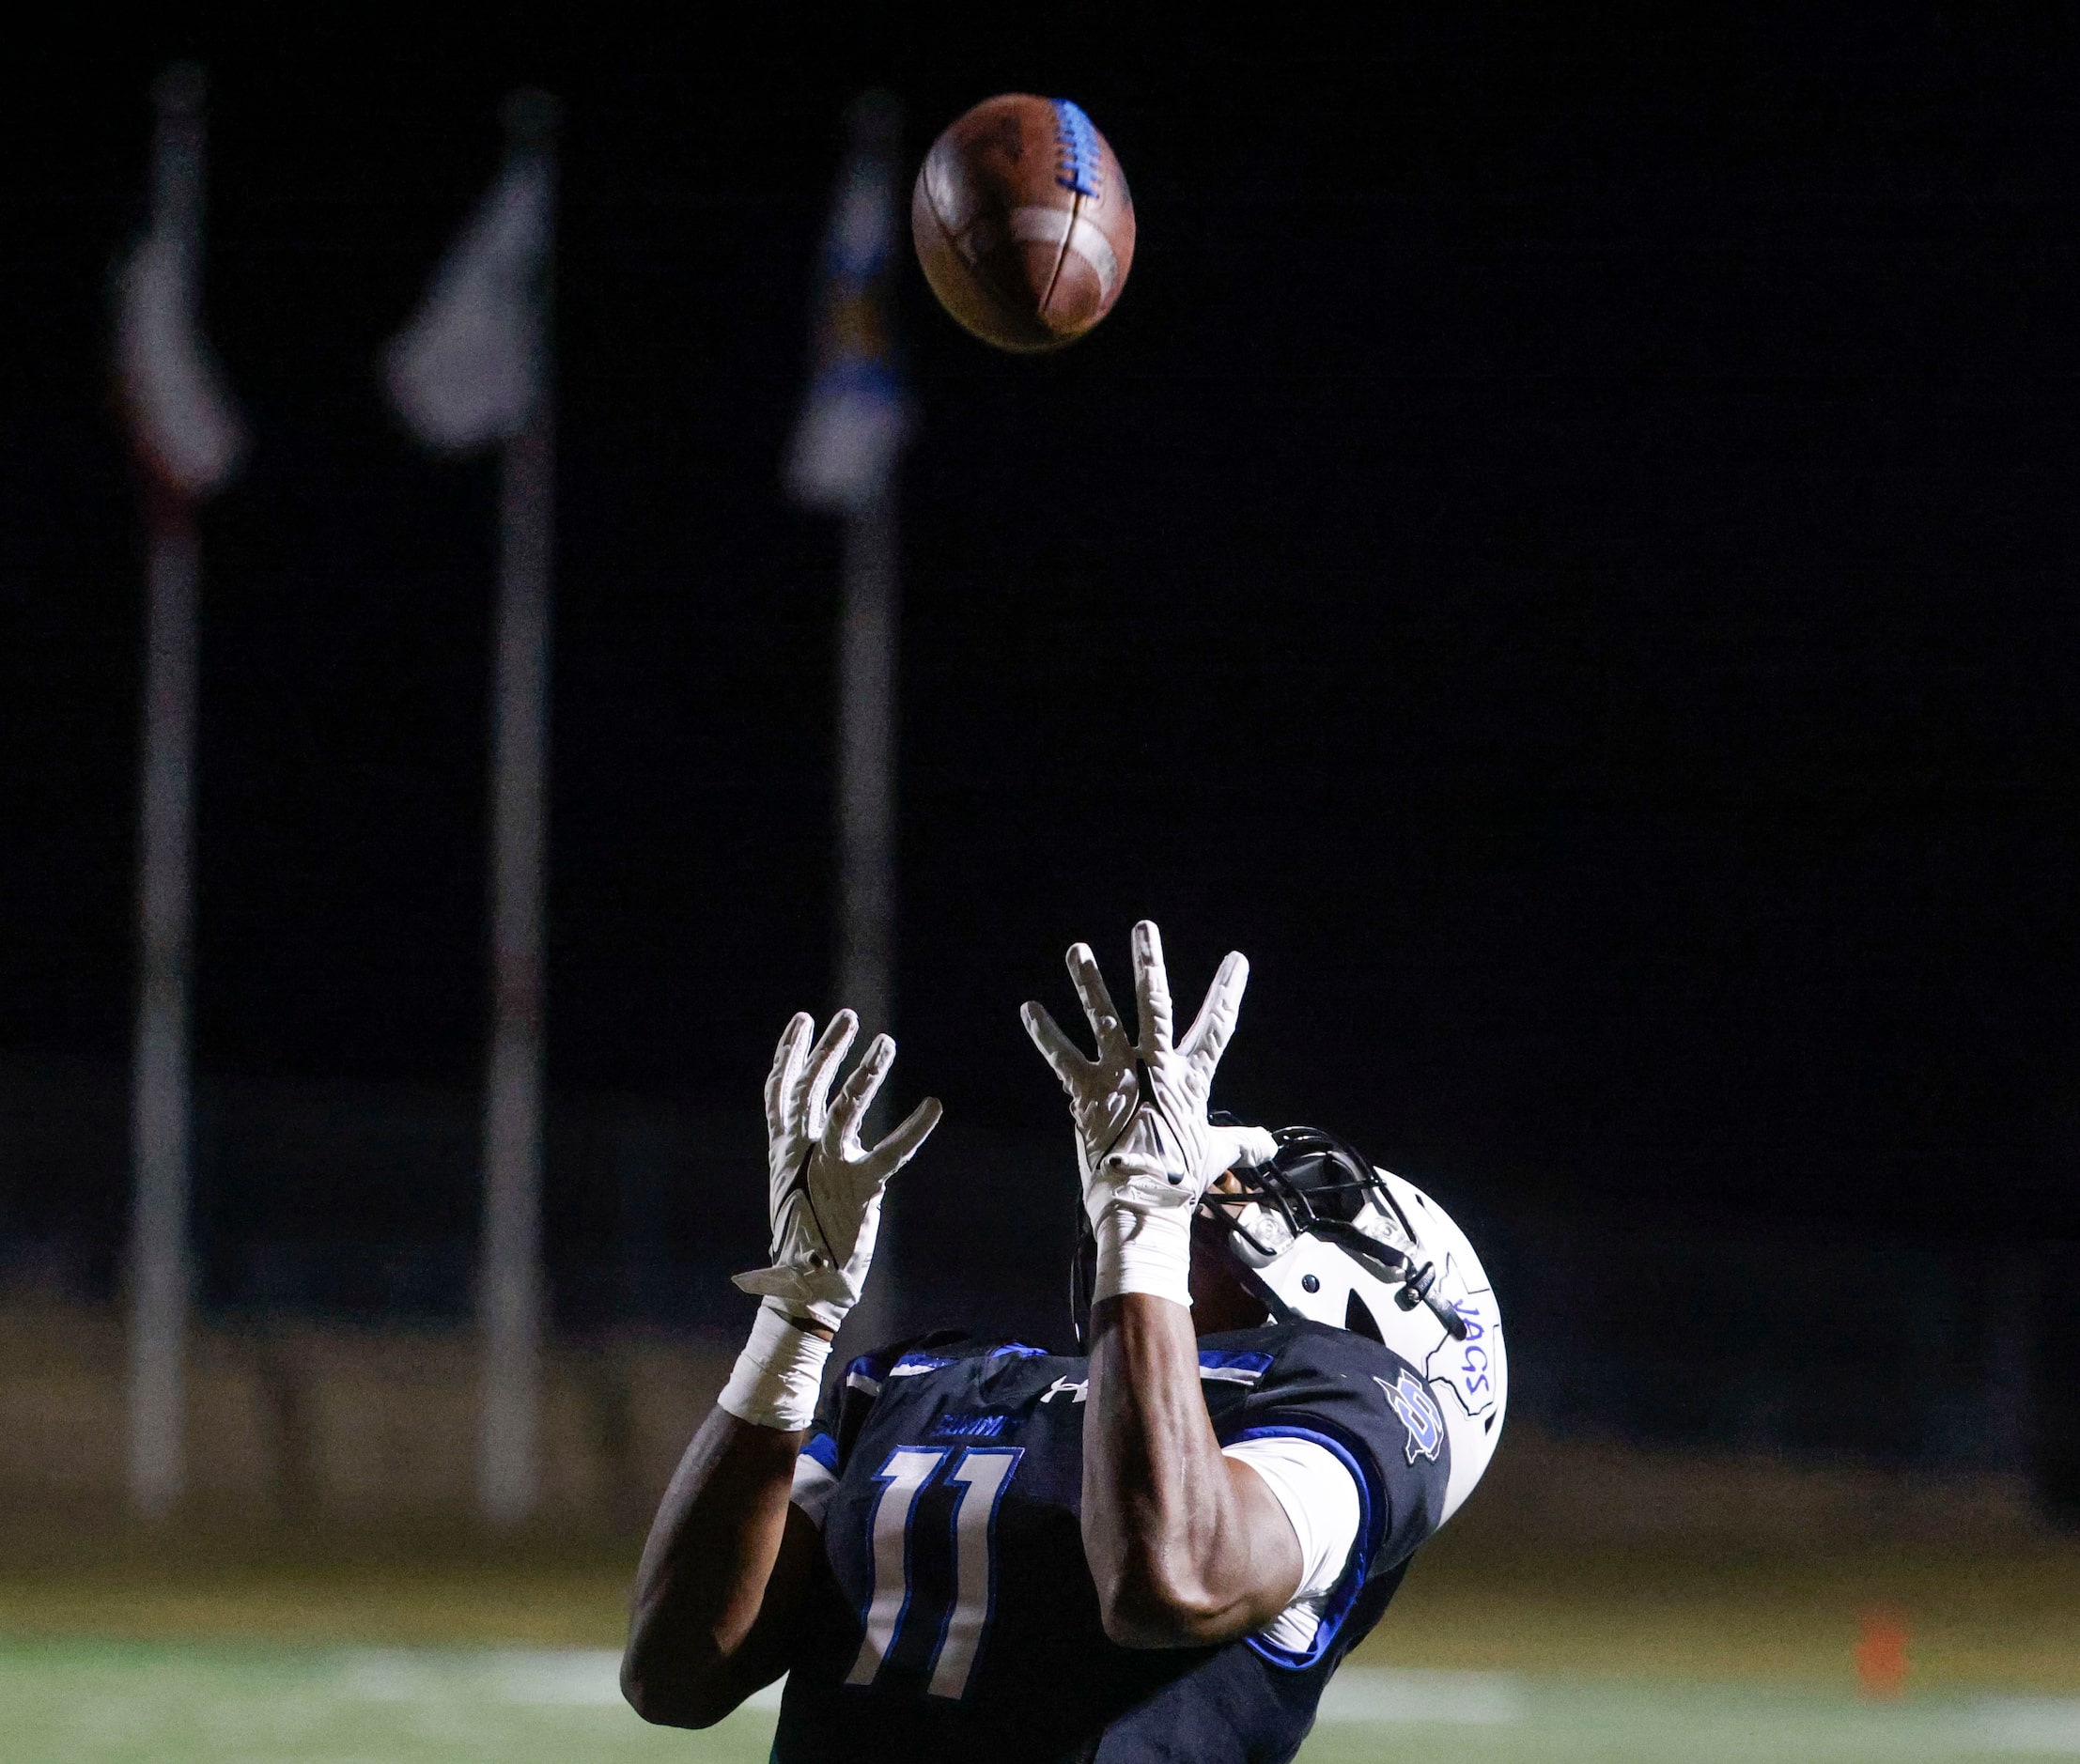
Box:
[733,1010,942,1333]
[1021,921,1249,1228]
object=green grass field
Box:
[8,1641,2080,1763]
[4,1513,2078,1762]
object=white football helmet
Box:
[1203,1125,1508,1526]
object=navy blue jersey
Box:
[771,1320,1452,1763]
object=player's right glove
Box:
[1021,921,1250,1308]
[719,1010,941,1431]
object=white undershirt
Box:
[788,1433,1360,1655]
[1222,1434,1361,1653]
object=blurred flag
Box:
[785,92,909,513]
[383,150,551,453]
[117,62,237,1522]
[381,91,560,1528]
[113,68,243,500]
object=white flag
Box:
[384,156,550,453]
[785,120,908,513]
[115,224,245,499]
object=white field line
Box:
[334,1648,786,1711]
[1315,1665,1526,1725]
[1974,1696,2080,1756]
[334,1650,1524,1725]
[334,1650,449,1702]
[490,1650,628,1705]
[324,1650,2080,1746]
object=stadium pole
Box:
[120,65,241,1520]
[835,487,898,1051]
[782,92,907,1350]
[797,91,906,1352]
[834,479,900,1347]
[476,92,557,1529]
[127,498,201,1519]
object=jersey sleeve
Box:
[789,1431,841,1526]
[1210,1324,1453,1668]
[790,1327,975,1524]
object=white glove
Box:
[720,1011,941,1430]
[734,1009,942,1329]
[1020,921,1248,1307]
[1211,1122,1279,1176]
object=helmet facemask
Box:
[1202,1124,1469,1340]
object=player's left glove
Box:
[1021,921,1249,1308]
[719,1010,941,1431]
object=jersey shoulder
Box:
[807,1328,1057,1472]
[1202,1319,1452,1576]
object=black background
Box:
[4,13,2076,1260]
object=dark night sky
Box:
[4,15,2077,1249]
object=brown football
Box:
[911,94,1136,352]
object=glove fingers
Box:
[1203,1122,1275,1189]
[869,1094,943,1174]
[1131,920,1174,1055]
[1065,942,1130,1063]
[765,1013,815,1141]
[829,1031,894,1150]
[1021,1000,1088,1087]
[798,1010,859,1135]
[1211,1122,1277,1171]
[1180,950,1250,1074]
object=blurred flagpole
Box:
[784,92,910,1347]
[383,89,557,1527]
[114,62,247,1520]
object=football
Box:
[911,94,1136,352]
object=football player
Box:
[623,921,1506,1761]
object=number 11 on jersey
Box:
[846,1445,1025,1699]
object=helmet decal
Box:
[1375,1370,1444,1464]
[1422,1254,1500,1419]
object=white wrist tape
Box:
[718,1298,831,1431]
[1091,1201,1194,1308]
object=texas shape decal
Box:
[1423,1254,1501,1419]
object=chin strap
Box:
[1310,1220,1470,1340]
[1238,1261,1303,1327]
[1203,1195,1470,1341]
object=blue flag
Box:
[785,94,909,514]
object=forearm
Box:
[1082,1293,1297,1646]
[624,1307,833,1725]
[622,1403,803,1725]
[622,1008,939,1724]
